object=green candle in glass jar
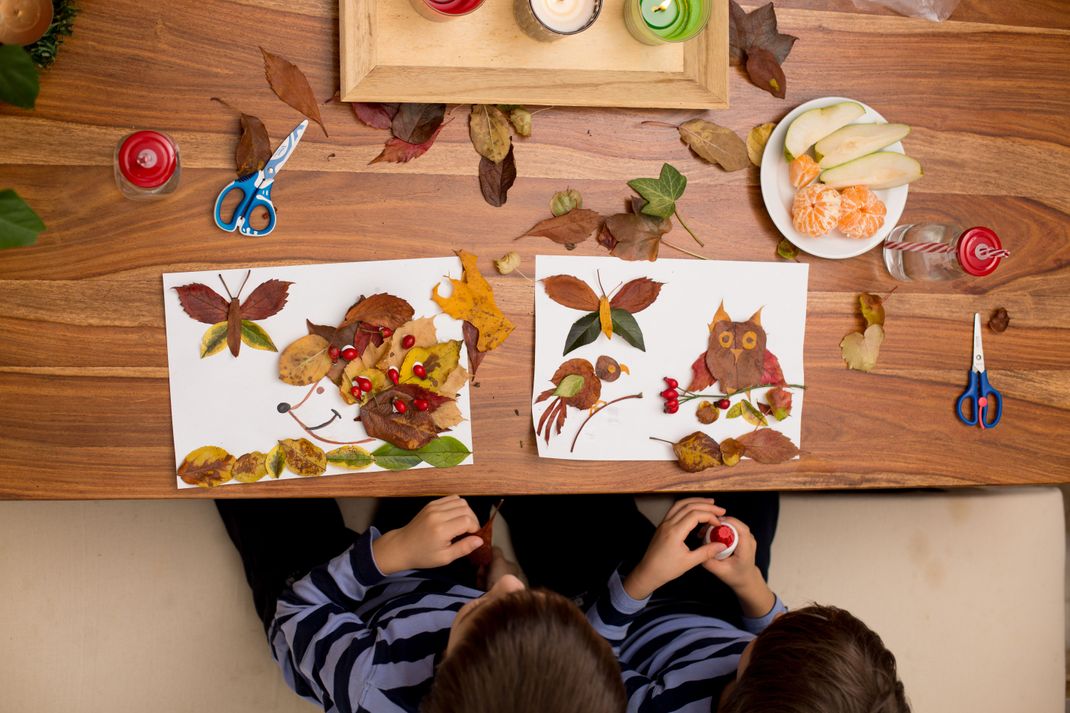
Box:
[625,0,710,45]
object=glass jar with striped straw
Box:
[883,224,1007,282]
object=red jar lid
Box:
[118,131,177,189]
[957,226,1003,277]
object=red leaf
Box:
[479,144,517,208]
[760,350,786,386]
[391,103,446,144]
[735,429,799,464]
[352,102,398,130]
[610,278,662,313]
[259,47,328,136]
[688,352,715,391]
[174,284,229,324]
[239,279,293,320]
[369,123,446,165]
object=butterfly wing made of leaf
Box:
[609,278,662,313]
[175,284,229,324]
[610,309,645,351]
[239,279,293,320]
[240,320,278,351]
[542,275,599,311]
[432,251,514,352]
[200,322,229,358]
[563,312,601,355]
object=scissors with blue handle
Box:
[955,313,1002,429]
[213,119,307,237]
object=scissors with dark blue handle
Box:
[955,313,1002,429]
[213,120,307,237]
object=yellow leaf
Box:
[278,438,327,476]
[232,451,268,483]
[379,317,438,370]
[326,445,374,470]
[432,250,514,353]
[200,322,228,358]
[401,340,468,395]
[747,122,776,166]
[672,432,721,472]
[598,296,613,339]
[177,446,234,488]
[278,334,331,385]
[720,438,745,466]
[431,400,465,430]
[339,363,389,405]
[840,324,884,372]
[265,444,285,478]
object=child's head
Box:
[721,604,910,713]
[424,578,626,713]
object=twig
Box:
[648,436,675,445]
[661,239,707,260]
[673,208,704,247]
[570,393,643,452]
[640,120,679,129]
[678,382,807,403]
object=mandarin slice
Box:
[791,184,841,237]
[836,186,887,239]
[788,155,821,189]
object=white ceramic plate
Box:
[760,96,909,260]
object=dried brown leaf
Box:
[468,104,512,162]
[679,119,750,172]
[720,437,744,466]
[479,144,516,207]
[988,307,1010,333]
[517,209,602,246]
[746,48,786,98]
[462,321,486,375]
[610,277,662,313]
[352,102,398,130]
[729,1,797,66]
[696,401,720,424]
[550,359,601,410]
[542,275,599,311]
[672,432,722,472]
[598,210,671,262]
[259,47,327,136]
[278,334,332,385]
[860,293,885,328]
[595,355,621,382]
[736,429,799,463]
[841,324,884,372]
[361,386,445,450]
[174,283,228,324]
[240,279,292,320]
[278,437,327,476]
[391,103,445,144]
[236,113,271,177]
[343,293,415,329]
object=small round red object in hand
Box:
[704,522,739,560]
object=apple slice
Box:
[819,152,923,190]
[783,101,866,161]
[815,123,911,169]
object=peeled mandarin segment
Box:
[788,155,821,189]
[836,185,887,239]
[791,184,842,237]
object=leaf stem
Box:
[661,239,707,260]
[640,120,680,129]
[571,393,643,452]
[679,382,807,403]
[674,209,704,247]
[648,436,675,445]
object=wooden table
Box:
[1,0,1067,498]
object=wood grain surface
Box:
[0,0,1067,498]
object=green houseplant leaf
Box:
[0,189,44,248]
[0,45,40,109]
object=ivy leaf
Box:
[416,436,472,468]
[610,308,645,351]
[841,324,884,372]
[628,163,686,219]
[740,399,768,427]
[479,144,517,207]
[391,103,445,144]
[468,104,512,162]
[988,307,1010,333]
[177,446,234,488]
[517,208,602,247]
[746,48,787,98]
[352,102,399,130]
[678,120,749,172]
[0,189,45,249]
[326,445,375,470]
[859,293,885,327]
[370,123,446,164]
[729,1,797,67]
[554,374,585,398]
[736,429,799,463]
[563,312,601,355]
[776,238,799,262]
[371,443,422,471]
[671,432,722,472]
[747,122,776,166]
[259,47,328,136]
[0,45,39,109]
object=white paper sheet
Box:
[163,257,473,488]
[532,256,809,461]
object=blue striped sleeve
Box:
[740,594,786,634]
[270,527,388,713]
[587,568,649,656]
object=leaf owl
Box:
[688,301,787,393]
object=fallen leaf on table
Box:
[516,208,602,247]
[841,324,884,372]
[370,123,446,165]
[352,102,399,130]
[720,437,744,466]
[765,386,792,420]
[736,429,798,463]
[0,45,39,110]
[776,238,799,262]
[432,250,515,352]
[391,103,445,144]
[0,189,45,249]
[628,163,687,219]
[232,451,268,483]
[462,321,486,375]
[326,445,374,470]
[417,436,472,468]
[550,188,583,216]
[988,307,1010,333]
[278,438,327,476]
[259,47,328,135]
[508,107,532,137]
[697,401,720,424]
[597,205,672,262]
[747,122,776,166]
[672,432,722,472]
[468,104,512,162]
[859,293,885,328]
[178,446,235,488]
[729,1,797,66]
[678,120,750,172]
[236,113,271,177]
[278,334,332,385]
[343,293,415,329]
[479,144,517,207]
[745,47,787,98]
[542,274,599,310]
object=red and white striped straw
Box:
[883,241,955,254]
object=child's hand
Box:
[373,496,483,575]
[623,498,726,600]
[702,516,776,617]
[483,546,524,591]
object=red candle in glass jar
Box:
[410,0,485,20]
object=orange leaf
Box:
[432,251,514,353]
[542,275,599,311]
[260,47,328,136]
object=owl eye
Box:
[719,331,734,348]
[742,331,758,350]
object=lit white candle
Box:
[515,0,601,41]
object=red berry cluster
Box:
[660,376,731,415]
[338,328,421,407]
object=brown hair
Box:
[423,589,626,713]
[721,604,910,713]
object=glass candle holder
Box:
[114,130,180,200]
[515,0,602,42]
[409,0,486,21]
[624,0,710,45]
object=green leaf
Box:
[416,436,472,468]
[200,322,229,358]
[741,399,768,427]
[554,374,585,398]
[563,312,601,355]
[726,402,744,418]
[240,320,278,351]
[371,443,422,471]
[326,445,374,470]
[610,308,645,351]
[0,189,45,249]
[628,163,687,219]
[0,45,40,109]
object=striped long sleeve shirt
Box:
[587,570,786,713]
[268,527,482,713]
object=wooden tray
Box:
[339,0,728,109]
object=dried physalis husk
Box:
[550,188,583,217]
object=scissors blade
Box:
[263,120,309,179]
[972,313,986,373]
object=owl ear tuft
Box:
[709,301,731,332]
[748,307,763,327]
